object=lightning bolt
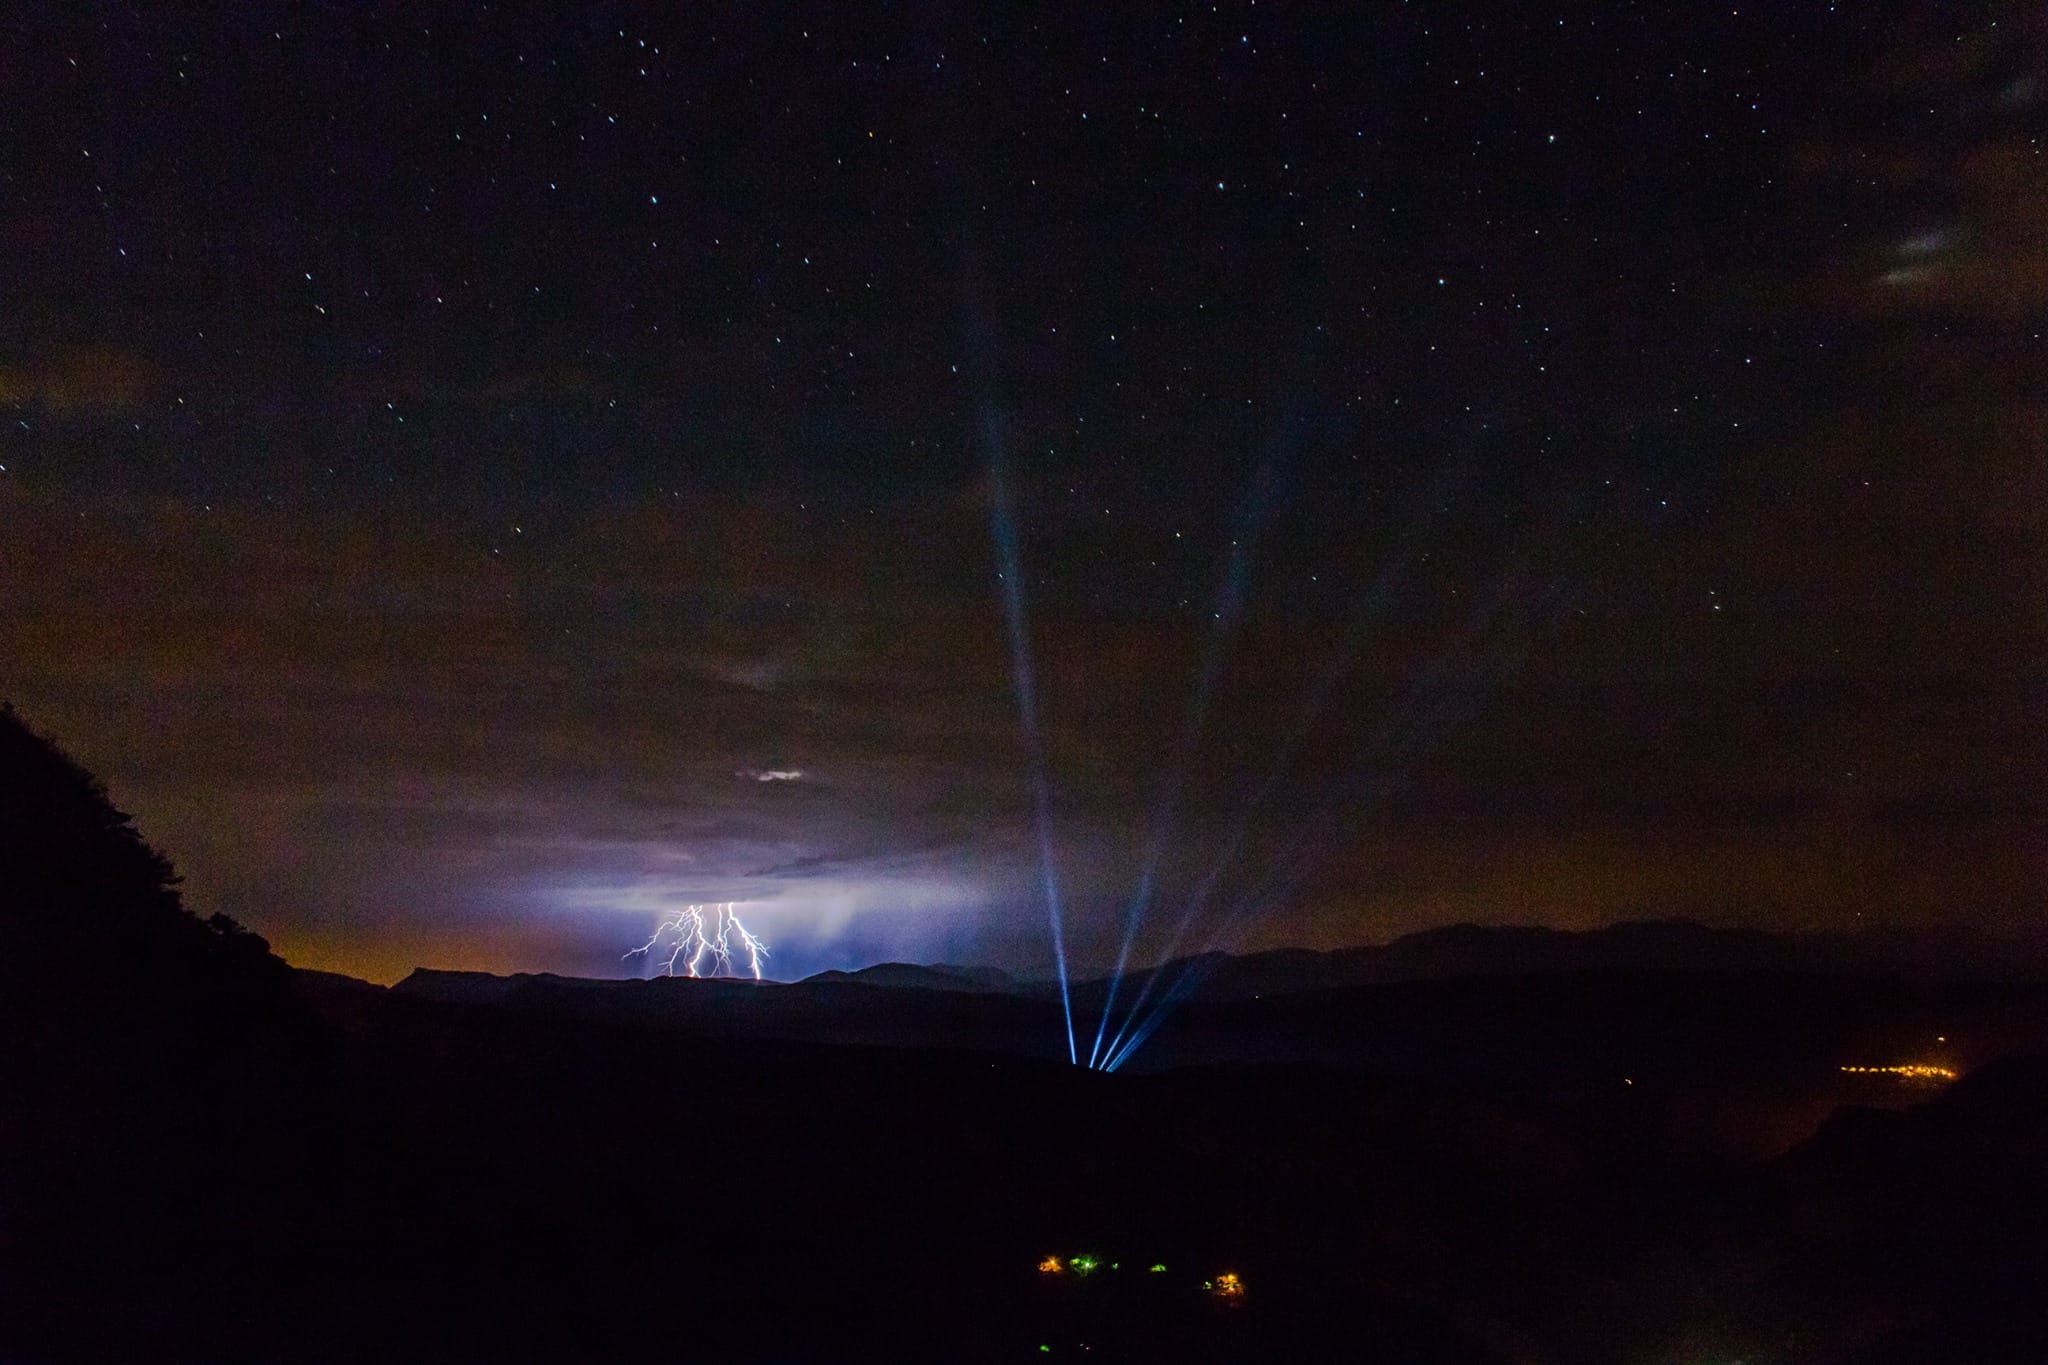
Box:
[623,902,769,980]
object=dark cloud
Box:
[0,348,157,416]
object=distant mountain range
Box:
[799,962,1021,993]
[376,919,2048,1012]
[1084,918,2048,1005]
[320,918,2048,1081]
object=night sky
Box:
[3,2,2042,983]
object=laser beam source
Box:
[623,902,768,980]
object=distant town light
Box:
[1839,1064,1957,1080]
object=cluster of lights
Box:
[1039,1253,1115,1276]
[1840,1064,1957,1080]
[1203,1273,1245,1300]
[1037,1255,1237,1293]
[1032,1254,1242,1353]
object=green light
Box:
[1149,1263,1167,1273]
[1070,1254,1099,1275]
[1038,1347,1050,1354]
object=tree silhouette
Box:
[0,705,338,1365]
[1,702,179,907]
[0,701,276,972]
[0,699,323,1117]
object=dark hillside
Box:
[5,710,2046,1362]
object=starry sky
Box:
[3,1,2043,983]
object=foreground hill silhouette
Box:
[5,704,2048,1363]
[0,706,337,1361]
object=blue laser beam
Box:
[1105,549,1569,1072]
[1105,616,1545,1072]
[987,432,1078,1065]
[1105,610,1558,1073]
[1096,462,1466,1067]
[1086,498,1263,1068]
[1103,805,1341,1071]
[955,230,1080,1067]
[1103,470,1591,1068]
[1105,769,1398,1070]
